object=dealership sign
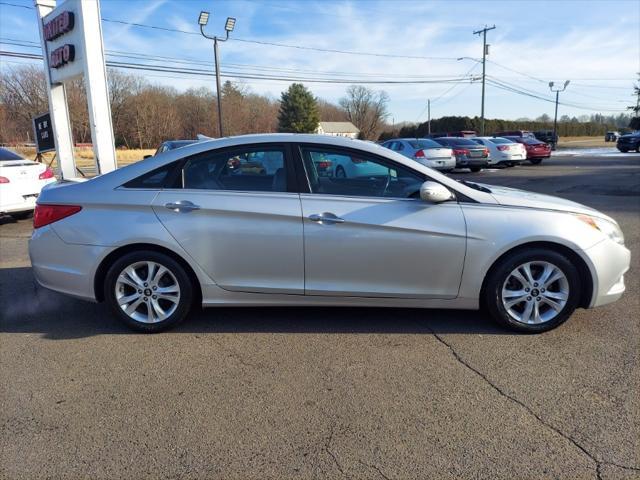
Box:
[35,0,116,179]
[43,10,74,40]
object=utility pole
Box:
[198,12,236,138]
[549,80,570,150]
[427,99,431,135]
[473,25,495,136]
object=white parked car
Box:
[381,138,456,172]
[471,137,526,167]
[0,147,56,217]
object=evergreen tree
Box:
[277,83,320,133]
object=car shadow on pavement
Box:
[0,267,512,339]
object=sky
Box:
[1,0,639,124]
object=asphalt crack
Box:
[428,329,639,479]
[325,423,346,477]
[358,460,391,480]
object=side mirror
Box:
[420,181,453,203]
[143,154,152,159]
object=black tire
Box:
[11,210,32,220]
[104,250,194,333]
[636,146,640,153]
[529,158,543,165]
[469,166,482,172]
[619,148,628,153]
[484,248,581,333]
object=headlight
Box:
[577,215,625,245]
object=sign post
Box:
[35,0,75,179]
[34,0,117,178]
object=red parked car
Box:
[502,136,551,164]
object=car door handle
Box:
[309,213,345,224]
[165,200,200,212]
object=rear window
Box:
[489,138,513,145]
[408,139,441,149]
[436,138,479,147]
[0,148,24,161]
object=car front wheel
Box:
[469,166,482,172]
[104,251,194,332]
[530,158,543,164]
[484,249,581,333]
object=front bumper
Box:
[29,225,110,302]
[582,239,631,308]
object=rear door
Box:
[152,143,304,294]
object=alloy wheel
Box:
[115,261,181,324]
[501,261,569,325]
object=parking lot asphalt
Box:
[1,152,639,480]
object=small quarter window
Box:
[123,163,175,189]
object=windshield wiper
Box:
[458,180,492,193]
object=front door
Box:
[153,144,304,294]
[297,145,466,299]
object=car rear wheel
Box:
[104,251,194,332]
[484,249,581,333]
[530,158,543,165]
[469,166,482,172]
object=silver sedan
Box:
[29,134,630,333]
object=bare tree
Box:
[339,85,389,140]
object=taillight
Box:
[351,157,367,164]
[317,161,332,169]
[0,176,9,184]
[33,204,82,229]
[414,149,425,158]
[453,148,470,156]
[497,145,509,151]
[39,167,55,180]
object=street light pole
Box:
[198,12,236,138]
[473,25,495,136]
[427,99,431,135]
[549,80,570,150]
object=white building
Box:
[316,121,360,139]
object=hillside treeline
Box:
[0,66,347,148]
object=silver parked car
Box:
[29,134,630,333]
[381,138,456,172]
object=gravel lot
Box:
[1,152,639,479]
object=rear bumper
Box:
[29,225,109,302]
[0,179,55,213]
[455,157,489,167]
[527,151,551,159]
[418,158,456,170]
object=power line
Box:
[0,50,478,85]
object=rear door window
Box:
[182,146,288,192]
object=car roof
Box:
[0,147,25,161]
